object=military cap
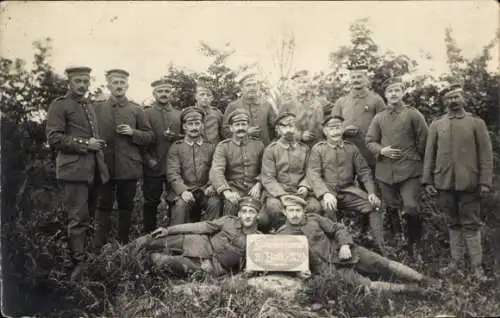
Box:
[238,196,262,212]
[439,83,463,98]
[196,77,213,90]
[64,66,92,77]
[236,72,258,85]
[281,195,307,208]
[274,112,297,127]
[322,115,344,126]
[382,76,404,91]
[291,70,309,80]
[181,106,205,123]
[105,69,130,78]
[228,109,250,124]
[151,78,176,89]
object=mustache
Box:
[188,129,200,133]
[236,129,247,133]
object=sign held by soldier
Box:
[246,234,309,272]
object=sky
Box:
[1,1,498,102]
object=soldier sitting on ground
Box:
[117,197,263,278]
[276,195,439,294]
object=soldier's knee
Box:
[306,198,322,214]
[265,198,283,217]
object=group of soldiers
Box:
[46,64,493,290]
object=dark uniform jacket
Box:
[46,93,109,183]
[142,103,182,177]
[366,105,428,184]
[422,111,493,191]
[277,214,356,269]
[166,138,216,200]
[166,216,260,270]
[307,140,376,198]
[94,96,154,180]
[210,137,265,194]
[200,106,223,144]
[222,97,277,146]
[261,140,311,198]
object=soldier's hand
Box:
[248,126,261,137]
[424,184,438,196]
[368,193,381,208]
[204,185,216,197]
[301,131,315,142]
[147,158,158,168]
[297,270,312,280]
[322,193,337,211]
[181,191,195,203]
[343,125,359,136]
[88,137,106,151]
[339,244,352,260]
[479,185,490,198]
[151,227,168,239]
[297,187,308,198]
[248,183,262,200]
[380,146,402,160]
[163,128,177,140]
[116,124,134,136]
[223,190,240,204]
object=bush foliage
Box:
[1,18,499,316]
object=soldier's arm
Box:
[131,107,155,146]
[267,103,278,141]
[307,145,333,198]
[330,98,343,117]
[141,109,156,160]
[167,217,226,235]
[316,215,354,246]
[298,145,312,189]
[412,110,429,159]
[210,142,231,194]
[353,147,376,194]
[421,121,438,186]
[374,94,386,113]
[260,145,288,197]
[166,144,188,195]
[221,102,236,139]
[365,115,383,158]
[474,118,494,188]
[46,100,88,154]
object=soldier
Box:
[142,78,183,233]
[93,69,154,248]
[143,197,262,277]
[277,195,437,294]
[280,70,326,147]
[260,112,321,231]
[166,106,221,225]
[194,79,223,144]
[222,73,277,146]
[307,115,387,256]
[46,66,109,276]
[422,83,493,281]
[366,77,429,260]
[210,109,265,217]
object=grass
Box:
[2,181,500,317]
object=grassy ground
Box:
[2,182,500,317]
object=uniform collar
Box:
[278,138,298,149]
[447,109,466,119]
[66,92,86,104]
[154,102,173,111]
[109,95,128,107]
[242,96,260,105]
[326,139,345,149]
[231,136,249,146]
[184,137,203,146]
[349,88,369,99]
[388,103,406,114]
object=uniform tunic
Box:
[200,105,223,144]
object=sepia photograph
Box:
[1,1,499,317]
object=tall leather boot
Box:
[387,260,425,282]
[439,228,465,275]
[464,230,488,282]
[369,210,389,257]
[369,281,426,294]
[405,211,423,262]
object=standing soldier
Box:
[280,70,325,147]
[307,115,388,256]
[93,69,154,248]
[260,112,321,231]
[210,109,265,217]
[166,106,221,225]
[366,77,428,261]
[194,79,223,144]
[222,73,277,146]
[422,83,493,281]
[142,78,182,234]
[46,66,109,277]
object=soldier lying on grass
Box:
[117,196,262,277]
[276,194,439,294]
